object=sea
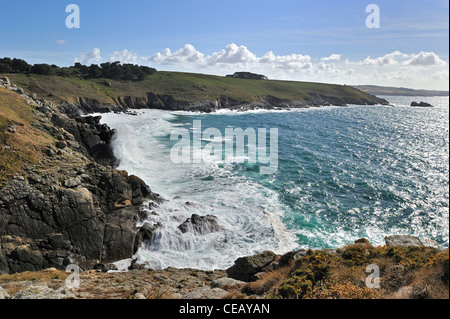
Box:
[98,96,449,270]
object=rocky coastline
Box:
[0,78,447,299]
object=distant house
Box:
[226,72,268,80]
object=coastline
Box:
[0,78,448,299]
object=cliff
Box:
[5,72,389,114]
[0,84,163,274]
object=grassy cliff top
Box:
[5,72,384,107]
[0,87,53,184]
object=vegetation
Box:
[232,244,449,299]
[0,57,156,81]
[0,87,53,185]
[4,70,383,110]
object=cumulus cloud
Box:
[110,49,144,64]
[149,44,204,65]
[404,51,447,66]
[74,48,102,65]
[360,51,409,66]
[56,39,66,45]
[73,45,449,90]
[321,54,341,62]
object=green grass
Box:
[5,71,383,107]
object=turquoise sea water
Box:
[100,96,449,270]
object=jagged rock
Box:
[178,214,223,235]
[226,251,277,282]
[385,235,425,248]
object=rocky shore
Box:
[0,78,447,300]
[0,235,448,299]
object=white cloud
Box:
[149,44,204,65]
[110,49,143,64]
[73,45,449,90]
[404,51,447,66]
[56,39,66,45]
[74,48,102,65]
[321,54,341,62]
[360,51,409,66]
[206,43,257,65]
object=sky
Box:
[0,0,448,90]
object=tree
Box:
[11,58,31,73]
[0,63,13,73]
[88,64,103,78]
[31,64,55,75]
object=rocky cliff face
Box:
[0,85,163,274]
[53,92,389,115]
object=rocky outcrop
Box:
[385,235,425,248]
[411,101,433,107]
[178,214,223,235]
[0,164,162,274]
[226,250,277,282]
[0,85,163,274]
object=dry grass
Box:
[241,264,294,296]
[0,87,53,184]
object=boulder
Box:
[226,251,277,282]
[178,214,223,235]
[385,235,425,248]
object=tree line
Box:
[0,57,157,81]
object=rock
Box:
[0,285,10,299]
[93,263,119,273]
[133,222,162,253]
[411,101,433,107]
[178,214,223,235]
[0,76,10,87]
[355,238,372,245]
[226,251,277,282]
[63,177,81,188]
[11,284,76,299]
[385,235,425,248]
[6,126,16,134]
[55,141,67,149]
[211,277,245,290]
[277,249,308,268]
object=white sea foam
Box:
[99,109,298,270]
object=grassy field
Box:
[0,87,53,184]
[5,72,382,106]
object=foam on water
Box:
[99,110,298,270]
[99,97,449,270]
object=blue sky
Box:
[0,0,448,89]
